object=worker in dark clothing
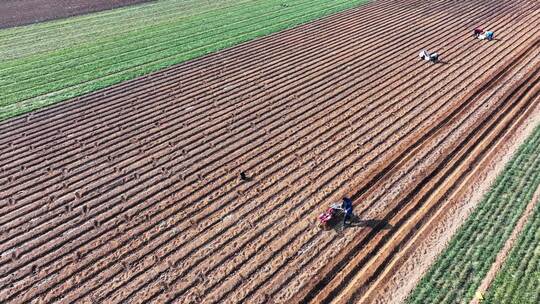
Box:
[342,197,353,227]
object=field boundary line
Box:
[470,171,540,304]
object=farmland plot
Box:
[0,0,370,120]
[0,0,539,303]
[408,124,540,304]
[0,0,154,29]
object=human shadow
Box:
[347,214,393,229]
[328,214,393,234]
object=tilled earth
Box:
[0,0,539,303]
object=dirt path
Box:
[0,0,154,29]
[470,172,540,304]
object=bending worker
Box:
[342,197,353,227]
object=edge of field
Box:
[0,0,370,122]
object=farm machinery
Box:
[318,202,345,230]
[317,197,353,230]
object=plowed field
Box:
[1,0,539,303]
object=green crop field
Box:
[0,0,369,121]
[407,125,540,303]
[483,198,540,303]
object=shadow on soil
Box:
[332,214,393,234]
[348,215,393,229]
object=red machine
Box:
[473,28,484,37]
[318,203,344,230]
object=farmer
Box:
[474,28,483,37]
[419,50,429,60]
[419,50,438,63]
[429,52,439,63]
[342,197,353,227]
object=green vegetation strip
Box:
[483,192,540,303]
[0,0,369,121]
[407,125,540,303]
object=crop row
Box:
[484,182,540,303]
[1,0,538,303]
[408,113,540,303]
[0,0,249,49]
[0,0,369,120]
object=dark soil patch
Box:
[0,0,155,29]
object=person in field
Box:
[342,197,353,227]
[419,50,439,63]
[474,28,484,37]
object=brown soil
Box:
[296,47,540,304]
[0,0,154,29]
[0,1,539,303]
